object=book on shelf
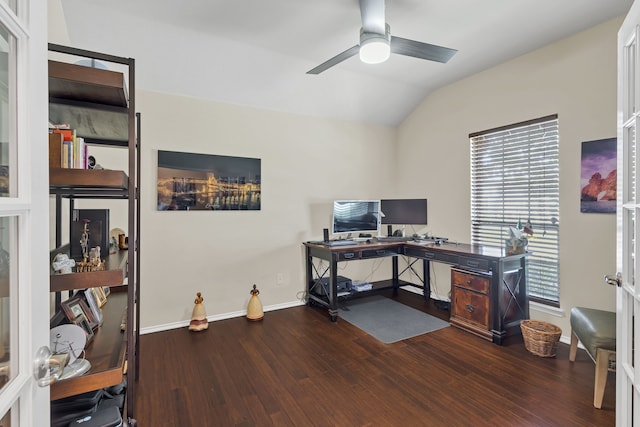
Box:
[48,128,88,170]
[52,127,73,142]
[74,137,87,169]
[48,132,63,169]
[63,140,72,169]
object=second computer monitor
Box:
[380,198,428,225]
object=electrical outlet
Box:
[276,273,285,285]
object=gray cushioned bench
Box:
[569,306,616,409]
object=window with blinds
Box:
[469,115,560,306]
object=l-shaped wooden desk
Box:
[303,240,528,344]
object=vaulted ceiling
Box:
[58,0,633,126]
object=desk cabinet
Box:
[450,260,528,343]
[450,268,492,340]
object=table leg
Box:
[305,246,313,305]
[392,256,399,295]
[328,258,338,322]
[423,259,430,301]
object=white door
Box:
[618,2,640,425]
[0,1,50,426]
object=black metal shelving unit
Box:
[48,43,140,424]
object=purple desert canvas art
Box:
[580,138,617,213]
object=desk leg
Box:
[328,258,338,322]
[305,246,313,305]
[392,256,399,295]
[423,259,430,301]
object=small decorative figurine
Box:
[188,292,208,331]
[75,246,105,272]
[247,284,264,321]
[118,233,128,250]
[505,222,530,255]
[87,155,103,170]
[80,219,90,260]
[51,253,76,274]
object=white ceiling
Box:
[59,0,633,127]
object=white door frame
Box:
[617,2,640,425]
[0,0,50,425]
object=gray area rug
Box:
[338,295,450,344]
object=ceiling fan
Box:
[307,0,457,75]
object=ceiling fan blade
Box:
[390,36,457,63]
[359,0,386,34]
[306,45,360,75]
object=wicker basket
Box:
[520,320,562,357]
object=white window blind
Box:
[470,115,560,306]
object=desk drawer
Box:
[338,251,359,261]
[435,252,459,265]
[458,256,489,272]
[451,268,490,294]
[361,248,400,259]
[452,287,490,329]
[404,247,436,260]
[404,247,460,265]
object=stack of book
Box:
[48,123,88,169]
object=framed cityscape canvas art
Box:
[157,150,261,211]
[580,137,617,214]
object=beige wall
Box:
[48,0,70,45]
[138,91,396,329]
[396,17,621,336]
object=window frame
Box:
[469,114,560,306]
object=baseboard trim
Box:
[140,300,305,335]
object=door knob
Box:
[604,272,622,287]
[33,346,69,387]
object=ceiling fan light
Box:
[359,23,391,64]
[360,38,390,64]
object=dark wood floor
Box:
[134,290,615,426]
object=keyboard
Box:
[377,236,413,242]
[325,240,356,246]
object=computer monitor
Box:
[332,200,381,236]
[380,198,428,225]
